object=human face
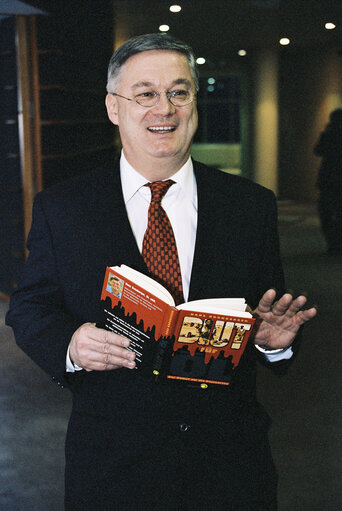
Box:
[110,279,121,296]
[106,50,198,178]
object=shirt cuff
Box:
[66,345,83,372]
[255,344,293,362]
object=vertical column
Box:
[16,15,41,245]
[253,49,279,195]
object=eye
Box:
[135,91,156,98]
[170,89,189,98]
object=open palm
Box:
[252,289,317,350]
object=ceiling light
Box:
[279,38,290,46]
[159,25,170,32]
[207,77,216,84]
[325,22,336,30]
[196,57,206,65]
[169,5,182,13]
[238,49,247,56]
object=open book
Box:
[99,265,255,387]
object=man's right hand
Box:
[69,323,136,372]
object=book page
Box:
[177,298,251,318]
[111,265,175,305]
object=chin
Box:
[148,147,178,158]
[151,142,185,156]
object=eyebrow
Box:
[131,78,193,90]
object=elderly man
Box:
[6,33,316,511]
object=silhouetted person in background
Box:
[314,108,342,255]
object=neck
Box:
[122,150,190,181]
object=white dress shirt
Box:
[120,151,197,302]
[66,152,292,371]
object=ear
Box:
[105,93,119,126]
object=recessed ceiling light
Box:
[159,24,170,32]
[325,22,336,30]
[238,49,247,56]
[279,38,290,46]
[196,57,206,65]
[169,5,182,13]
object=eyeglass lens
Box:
[135,90,193,107]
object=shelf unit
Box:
[0,3,114,296]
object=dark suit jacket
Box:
[7,159,287,510]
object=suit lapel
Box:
[188,161,238,301]
[90,161,148,274]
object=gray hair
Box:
[106,33,199,92]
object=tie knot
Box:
[146,179,175,204]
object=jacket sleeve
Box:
[6,194,83,387]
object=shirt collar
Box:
[120,150,196,207]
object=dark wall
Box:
[34,0,116,187]
[0,1,116,295]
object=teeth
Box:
[148,126,175,132]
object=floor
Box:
[0,201,341,510]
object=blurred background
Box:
[1,0,342,295]
[0,1,341,509]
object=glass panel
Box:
[196,76,241,143]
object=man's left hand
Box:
[252,289,317,350]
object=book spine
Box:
[161,306,178,338]
[152,307,179,379]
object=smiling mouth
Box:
[147,126,176,133]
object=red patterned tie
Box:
[142,180,184,305]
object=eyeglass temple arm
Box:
[110,92,133,102]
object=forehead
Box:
[118,50,194,88]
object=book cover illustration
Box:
[166,312,253,386]
[99,266,172,373]
[100,265,255,387]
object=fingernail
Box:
[127,361,135,368]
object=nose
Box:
[152,92,176,115]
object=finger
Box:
[270,293,294,316]
[71,324,135,371]
[282,295,308,318]
[99,340,136,365]
[83,345,136,371]
[99,331,134,369]
[107,345,136,366]
[86,325,130,348]
[254,289,277,313]
[293,306,318,326]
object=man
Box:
[107,275,122,297]
[314,108,342,254]
[6,34,316,510]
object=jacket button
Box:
[179,423,190,432]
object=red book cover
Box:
[99,266,255,387]
[165,309,254,387]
